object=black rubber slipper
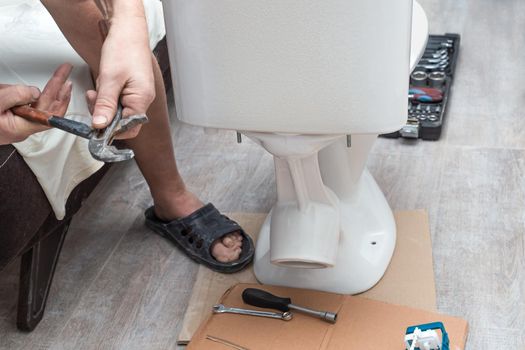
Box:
[145,203,255,274]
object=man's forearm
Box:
[42,0,155,128]
[94,0,146,19]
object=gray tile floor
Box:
[1,0,524,348]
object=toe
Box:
[211,235,243,263]
[213,245,240,263]
[227,247,243,262]
[233,239,242,249]
[211,242,230,263]
[222,235,235,248]
[232,231,243,241]
[223,232,243,245]
[229,232,243,249]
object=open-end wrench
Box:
[212,304,293,321]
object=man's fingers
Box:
[0,85,40,111]
[86,92,144,139]
[92,78,123,129]
[58,81,73,103]
[11,116,49,138]
[120,90,154,118]
[85,90,97,115]
[114,125,142,140]
[35,63,73,110]
[48,81,73,117]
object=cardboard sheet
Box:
[188,284,468,350]
[178,210,437,344]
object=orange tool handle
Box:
[11,105,52,126]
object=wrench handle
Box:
[11,105,52,126]
[242,288,291,312]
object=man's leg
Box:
[41,0,243,262]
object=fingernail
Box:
[30,86,40,100]
[93,115,107,125]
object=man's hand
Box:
[0,63,73,145]
[89,14,155,139]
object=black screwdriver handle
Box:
[242,288,292,312]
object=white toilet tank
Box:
[162,0,413,134]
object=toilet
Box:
[162,0,428,294]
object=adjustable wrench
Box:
[12,104,148,162]
[87,103,148,162]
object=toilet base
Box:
[253,168,396,294]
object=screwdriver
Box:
[242,288,338,324]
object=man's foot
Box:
[153,190,244,263]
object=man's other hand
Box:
[0,63,73,145]
[89,16,154,140]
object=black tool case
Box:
[381,33,460,141]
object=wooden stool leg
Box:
[16,220,70,331]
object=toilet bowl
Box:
[162,0,428,293]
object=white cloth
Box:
[0,0,166,219]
